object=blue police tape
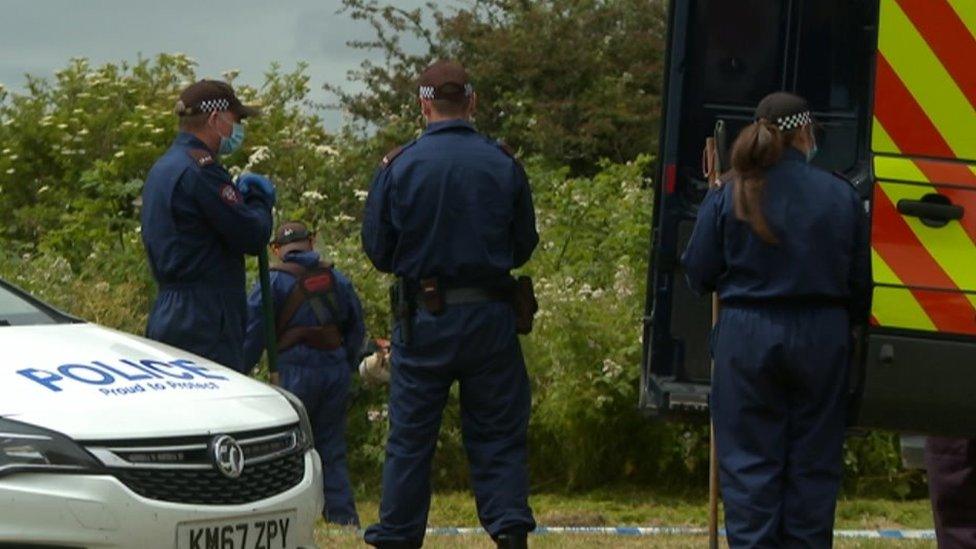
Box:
[324,526,936,539]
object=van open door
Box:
[642,0,878,417]
[644,0,976,437]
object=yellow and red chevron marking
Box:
[871,0,976,335]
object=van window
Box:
[695,0,785,106]
[795,0,862,112]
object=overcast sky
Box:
[0,0,434,129]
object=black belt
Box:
[414,287,506,311]
[158,280,233,291]
[721,295,849,309]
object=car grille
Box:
[83,424,307,505]
[114,451,305,505]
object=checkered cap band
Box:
[418,83,474,99]
[197,98,231,113]
[776,111,812,131]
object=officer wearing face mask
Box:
[682,92,871,548]
[140,80,276,372]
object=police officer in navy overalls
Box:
[683,92,871,548]
[361,60,539,549]
[242,221,366,526]
[141,80,276,372]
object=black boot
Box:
[368,542,422,549]
[494,532,528,549]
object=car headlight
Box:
[271,387,314,451]
[0,417,103,478]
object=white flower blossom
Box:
[301,190,326,202]
[314,144,339,156]
[613,264,634,298]
[245,146,270,170]
[114,151,125,158]
[5,168,13,175]
[602,358,623,378]
[37,185,49,194]
[353,189,368,201]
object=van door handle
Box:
[897,196,963,228]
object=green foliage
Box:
[0,0,918,497]
[333,0,668,173]
[844,432,927,499]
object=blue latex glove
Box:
[237,172,276,206]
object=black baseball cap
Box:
[754,92,814,131]
[174,79,261,118]
[418,60,473,101]
[272,221,313,255]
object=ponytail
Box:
[729,119,786,244]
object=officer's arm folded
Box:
[681,188,726,295]
[511,166,539,268]
[361,170,398,272]
[848,192,872,325]
[186,165,273,255]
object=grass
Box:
[315,488,936,547]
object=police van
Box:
[0,279,323,548]
[644,0,976,436]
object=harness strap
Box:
[272,262,309,336]
[270,260,344,341]
[277,325,343,352]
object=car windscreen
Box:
[0,283,63,326]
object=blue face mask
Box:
[806,127,819,163]
[217,118,245,156]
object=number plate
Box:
[177,510,297,549]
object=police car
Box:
[0,279,323,548]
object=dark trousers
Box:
[926,437,976,549]
[147,287,245,371]
[712,306,850,548]
[364,302,536,547]
[279,356,359,526]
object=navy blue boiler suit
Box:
[682,148,871,548]
[141,133,273,372]
[243,250,366,526]
[361,119,539,546]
